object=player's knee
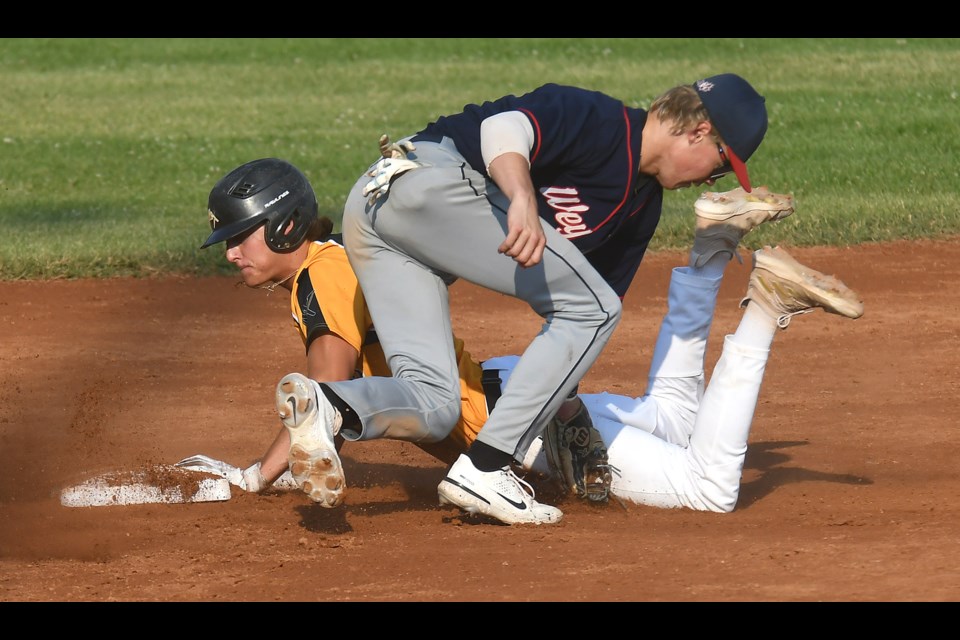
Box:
[593,291,622,341]
[567,288,621,327]
[700,481,739,513]
[419,398,463,443]
[407,376,463,443]
[605,295,623,328]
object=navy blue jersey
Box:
[418,83,662,298]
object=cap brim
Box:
[727,148,752,192]
[199,227,233,249]
[199,216,266,250]
[199,230,224,249]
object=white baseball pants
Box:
[488,266,770,512]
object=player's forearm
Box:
[258,427,292,484]
[482,111,540,230]
[487,152,538,205]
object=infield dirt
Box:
[2,239,958,602]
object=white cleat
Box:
[691,186,795,267]
[438,454,563,525]
[742,245,865,329]
[275,373,345,508]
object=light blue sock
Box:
[689,251,729,279]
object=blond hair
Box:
[649,84,721,142]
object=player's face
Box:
[658,127,734,190]
[224,223,278,288]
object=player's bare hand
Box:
[499,199,545,268]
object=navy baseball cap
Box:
[693,73,767,192]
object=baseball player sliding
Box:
[179,156,863,515]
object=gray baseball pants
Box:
[325,137,622,463]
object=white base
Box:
[60,465,232,507]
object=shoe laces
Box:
[504,466,537,502]
[775,308,814,329]
[329,407,343,438]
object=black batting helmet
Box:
[202,158,318,253]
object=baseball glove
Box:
[542,399,613,503]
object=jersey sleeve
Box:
[420,84,620,178]
[291,252,368,355]
[516,84,629,171]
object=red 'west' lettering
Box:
[542,186,592,239]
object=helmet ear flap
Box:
[264,207,309,252]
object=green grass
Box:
[1,37,958,279]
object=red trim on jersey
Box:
[627,193,652,218]
[518,108,542,163]
[523,105,642,235]
[585,107,635,232]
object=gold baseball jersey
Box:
[289,237,487,451]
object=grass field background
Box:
[1,38,957,279]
